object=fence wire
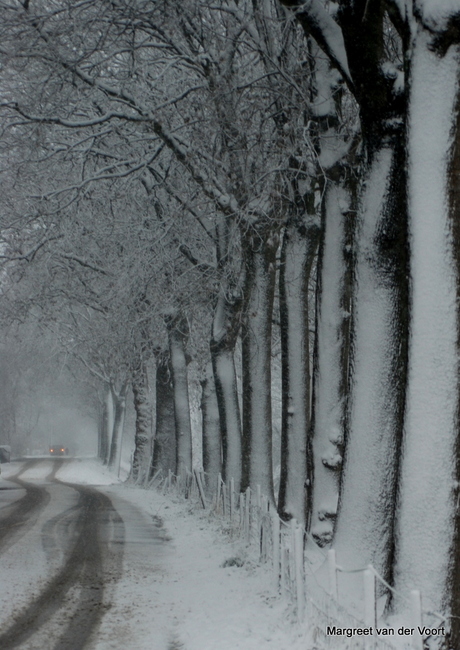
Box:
[153,472,432,650]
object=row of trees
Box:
[1,0,460,646]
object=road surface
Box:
[0,458,169,650]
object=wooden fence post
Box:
[230,477,235,520]
[410,590,424,650]
[245,487,251,542]
[363,567,376,629]
[327,549,338,601]
[280,545,287,598]
[194,469,207,509]
[294,523,305,622]
[222,482,228,518]
[217,473,222,513]
[272,513,280,591]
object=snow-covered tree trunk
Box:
[278,215,319,525]
[309,182,353,546]
[131,361,152,484]
[210,287,242,493]
[241,226,279,501]
[152,356,176,476]
[201,362,222,496]
[392,24,460,637]
[108,379,129,470]
[332,131,408,588]
[166,311,193,477]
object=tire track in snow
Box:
[0,480,125,650]
[0,459,54,554]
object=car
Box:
[49,445,68,456]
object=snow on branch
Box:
[279,0,353,90]
[150,120,241,217]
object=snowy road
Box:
[0,458,310,650]
[0,459,169,650]
[0,460,51,554]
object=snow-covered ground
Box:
[0,459,311,650]
[2,458,426,650]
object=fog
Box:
[24,400,98,457]
[0,339,99,458]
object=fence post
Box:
[194,469,207,509]
[290,521,298,611]
[272,513,280,591]
[189,470,195,499]
[363,567,376,629]
[327,549,338,601]
[222,482,228,517]
[294,523,305,622]
[168,469,172,490]
[261,497,269,561]
[230,477,235,520]
[245,487,251,542]
[280,544,287,598]
[255,485,262,546]
[239,493,245,530]
[410,590,424,650]
[217,473,222,513]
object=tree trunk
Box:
[152,355,176,477]
[241,226,279,501]
[100,383,113,466]
[278,215,319,526]
[108,380,129,470]
[309,182,353,546]
[331,131,408,595]
[392,29,460,637]
[131,361,153,484]
[201,362,222,496]
[98,402,105,461]
[210,287,243,493]
[166,311,193,477]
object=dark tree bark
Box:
[201,362,222,496]
[100,383,113,466]
[240,224,280,501]
[131,361,153,484]
[108,379,129,470]
[210,286,243,493]
[278,214,319,525]
[152,355,176,477]
[166,311,193,477]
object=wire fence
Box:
[152,469,446,650]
